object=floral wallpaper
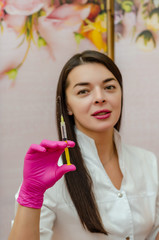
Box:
[1,3,159,239]
[1,1,158,82]
[0,0,107,81]
[115,0,159,51]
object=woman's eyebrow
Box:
[73,78,116,88]
[73,82,89,88]
[103,78,116,83]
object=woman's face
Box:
[66,63,122,136]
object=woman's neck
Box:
[93,129,116,166]
[76,126,116,165]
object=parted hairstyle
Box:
[56,50,123,235]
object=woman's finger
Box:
[55,164,76,180]
[40,140,67,150]
[26,144,46,154]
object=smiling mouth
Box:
[91,110,111,119]
[94,112,108,116]
[92,110,111,116]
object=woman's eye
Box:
[77,89,89,95]
[105,85,115,90]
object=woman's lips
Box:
[91,110,111,119]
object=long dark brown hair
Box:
[56,50,123,235]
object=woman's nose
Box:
[94,89,106,104]
[95,99,106,104]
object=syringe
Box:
[60,113,71,165]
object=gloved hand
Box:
[17,140,76,209]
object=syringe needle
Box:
[60,115,71,165]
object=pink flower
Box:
[0,22,27,75]
[46,3,90,28]
[5,0,46,15]
[0,0,52,76]
[0,0,6,18]
[38,3,91,59]
[4,14,26,31]
[0,1,92,80]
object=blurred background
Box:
[1,0,159,239]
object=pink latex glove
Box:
[17,140,76,209]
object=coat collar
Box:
[75,127,124,174]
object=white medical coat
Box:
[15,129,159,240]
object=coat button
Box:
[126,237,130,240]
[117,192,123,198]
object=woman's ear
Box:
[67,104,73,115]
[68,111,73,115]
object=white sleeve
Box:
[11,191,21,228]
[147,157,159,239]
[13,186,57,240]
[40,196,56,240]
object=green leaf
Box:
[0,22,4,33]
[37,36,47,47]
[136,30,156,47]
[74,32,84,45]
[149,7,159,18]
[121,0,133,12]
[6,69,18,80]
[38,9,46,17]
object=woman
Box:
[8,50,159,240]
